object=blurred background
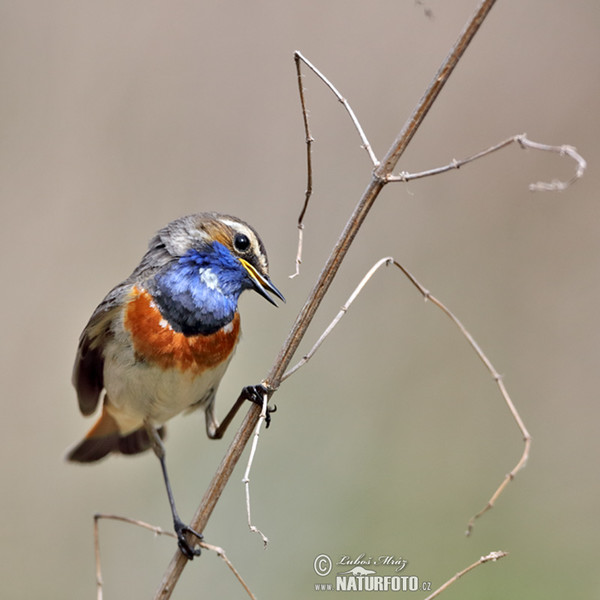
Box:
[1,1,598,598]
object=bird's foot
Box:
[242,384,277,428]
[174,519,203,560]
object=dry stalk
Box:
[154,2,499,597]
[93,514,255,600]
[423,551,508,600]
[386,133,586,188]
[283,257,531,531]
[241,389,270,546]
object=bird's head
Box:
[143,213,284,335]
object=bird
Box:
[66,212,284,558]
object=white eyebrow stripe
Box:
[219,219,254,239]
[218,218,265,268]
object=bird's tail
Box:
[66,406,165,463]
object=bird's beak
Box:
[239,258,285,306]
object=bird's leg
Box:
[144,422,203,560]
[207,384,277,440]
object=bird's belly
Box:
[103,356,232,433]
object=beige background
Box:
[1,1,599,598]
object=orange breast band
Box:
[124,287,240,374]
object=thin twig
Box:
[423,551,508,600]
[289,72,586,281]
[386,133,586,191]
[193,541,257,600]
[520,136,586,191]
[94,514,256,600]
[295,51,379,168]
[282,257,391,382]
[242,390,269,546]
[155,3,499,596]
[290,50,380,278]
[290,222,304,280]
[390,260,532,534]
[93,514,104,600]
[283,257,531,533]
[290,53,314,279]
[269,0,499,399]
[94,514,177,600]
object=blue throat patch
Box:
[151,243,249,336]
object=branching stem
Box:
[154,2,499,596]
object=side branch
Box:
[268,0,499,396]
[290,50,379,278]
[242,390,270,546]
[93,514,256,600]
[386,133,586,191]
[424,551,508,600]
[294,51,379,167]
[375,0,497,177]
[394,261,532,535]
[282,257,531,533]
[290,53,315,279]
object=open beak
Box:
[239,258,285,306]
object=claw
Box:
[242,385,277,427]
[174,519,203,560]
[265,404,277,429]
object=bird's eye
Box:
[233,233,251,253]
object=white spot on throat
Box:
[199,267,221,292]
[223,321,234,334]
[159,318,171,330]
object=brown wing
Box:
[72,227,177,415]
[71,283,129,415]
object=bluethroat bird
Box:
[67,213,284,559]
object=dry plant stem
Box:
[294,52,379,167]
[291,223,304,279]
[93,514,256,600]
[242,391,269,546]
[155,2,497,597]
[423,551,508,600]
[387,133,586,190]
[282,257,531,532]
[292,62,584,277]
[270,0,498,395]
[290,54,314,279]
[94,514,178,600]
[290,2,497,279]
[282,257,390,382]
[375,0,497,177]
[291,51,380,276]
[521,138,586,190]
[392,261,532,534]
